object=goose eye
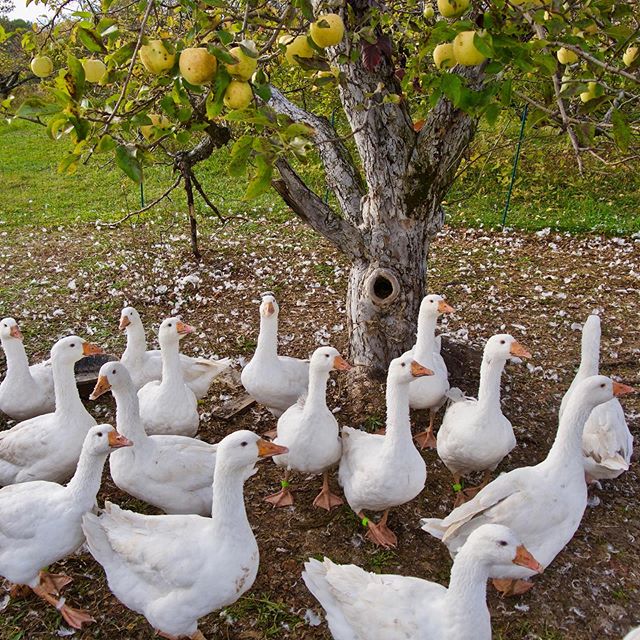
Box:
[97,432,103,437]
[112,369,117,375]
[401,363,406,367]
[600,383,605,388]
[241,441,248,447]
[70,343,75,348]
[325,354,330,358]
[498,540,508,546]
[500,340,506,344]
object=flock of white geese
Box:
[0,292,636,640]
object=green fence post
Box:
[501,103,529,228]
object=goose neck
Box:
[414,313,437,365]
[305,366,330,411]
[123,323,147,360]
[384,379,412,447]
[52,357,85,416]
[67,448,110,510]
[476,356,506,413]
[577,326,600,378]
[209,462,250,530]
[1,338,32,380]
[160,338,184,387]
[255,315,278,360]
[546,394,594,469]
[112,384,149,444]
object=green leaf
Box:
[65,54,85,100]
[58,153,80,176]
[229,135,253,177]
[611,110,631,153]
[253,83,272,102]
[484,103,501,126]
[284,123,314,138]
[216,30,234,46]
[293,0,314,21]
[441,73,462,106]
[15,97,60,118]
[206,69,231,119]
[115,144,143,183]
[77,26,107,53]
[473,32,493,58]
[499,79,512,106]
[208,45,237,65]
[96,134,116,153]
[245,162,273,200]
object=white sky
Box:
[8,1,54,21]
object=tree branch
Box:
[269,87,365,225]
[273,158,366,259]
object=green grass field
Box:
[1,118,638,234]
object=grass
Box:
[224,595,304,638]
[1,118,638,234]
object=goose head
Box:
[51,336,103,364]
[463,524,543,574]
[158,317,193,344]
[0,317,23,341]
[387,355,434,385]
[83,424,133,456]
[419,294,454,319]
[571,374,634,411]
[259,292,279,319]
[119,306,142,331]
[310,346,351,373]
[484,334,531,363]
[90,361,134,400]
[216,430,288,474]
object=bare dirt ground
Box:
[0,216,638,640]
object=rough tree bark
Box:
[269,4,482,378]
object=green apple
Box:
[30,56,53,78]
[83,59,107,83]
[139,40,175,74]
[225,45,258,81]
[179,47,217,85]
[223,80,253,109]
[433,43,455,69]
[452,31,487,66]
[310,13,345,48]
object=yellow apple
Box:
[140,113,171,141]
[139,40,175,74]
[423,5,435,19]
[437,0,469,18]
[433,43,455,69]
[452,31,487,66]
[623,46,638,67]
[30,56,53,78]
[223,80,253,110]
[557,47,578,65]
[225,45,258,81]
[285,35,314,65]
[82,59,107,83]
[310,13,345,48]
[179,47,217,85]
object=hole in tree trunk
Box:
[366,268,400,306]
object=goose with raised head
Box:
[560,314,633,482]
[0,318,55,420]
[303,524,542,640]
[137,318,200,436]
[437,334,531,506]
[120,306,231,399]
[405,294,454,449]
[0,336,103,486]
[241,293,309,418]
[91,361,218,516]
[421,375,634,596]
[82,431,288,640]
[0,424,131,629]
[266,346,350,510]
[339,355,434,548]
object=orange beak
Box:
[82,342,104,356]
[263,302,275,317]
[119,315,131,331]
[257,439,288,458]
[89,375,111,400]
[411,361,434,377]
[333,355,352,371]
[513,545,543,573]
[9,325,23,340]
[176,321,193,336]
[108,430,133,448]
[613,381,635,397]
[438,300,454,314]
[509,341,531,359]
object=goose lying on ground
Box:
[82,431,287,640]
[436,334,530,505]
[339,355,433,548]
[0,425,131,629]
[120,306,230,399]
[91,361,218,515]
[0,317,55,420]
[266,346,350,510]
[241,293,309,419]
[421,375,634,596]
[406,294,454,449]
[560,314,633,482]
[303,524,542,640]
[0,336,103,485]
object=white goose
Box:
[241,293,309,417]
[0,336,102,486]
[0,317,55,420]
[120,306,230,399]
[0,424,131,629]
[138,318,200,436]
[421,375,634,596]
[303,524,542,640]
[406,294,454,449]
[560,314,633,482]
[82,431,287,640]
[339,355,433,548]
[437,334,531,505]
[266,346,350,510]
[91,361,218,516]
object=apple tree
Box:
[5,0,639,376]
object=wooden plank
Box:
[214,393,256,420]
